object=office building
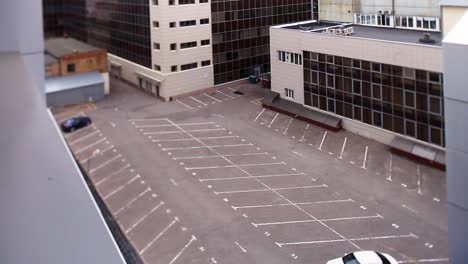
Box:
[269,1,445,149]
[43,0,316,101]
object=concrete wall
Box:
[442,6,467,38]
[46,61,60,78]
[442,7,468,264]
[60,50,108,76]
[46,83,105,107]
[270,26,443,146]
[108,53,214,100]
[320,0,354,22]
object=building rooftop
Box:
[44,53,58,65]
[45,37,101,58]
[46,71,104,94]
[276,21,442,46]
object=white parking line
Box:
[387,154,393,181]
[125,201,164,234]
[75,138,107,154]
[95,163,131,186]
[283,118,294,134]
[89,154,122,174]
[275,233,418,247]
[204,93,222,103]
[176,100,194,110]
[169,235,197,264]
[231,198,354,210]
[185,162,286,170]
[215,184,326,195]
[254,108,266,122]
[299,124,310,142]
[397,258,449,263]
[339,137,347,159]
[318,131,327,150]
[104,174,140,200]
[361,146,369,169]
[139,217,179,255]
[190,96,208,106]
[402,204,419,214]
[64,124,96,139]
[268,113,279,128]
[292,151,304,157]
[216,90,235,99]
[129,118,169,122]
[198,173,304,182]
[79,145,114,163]
[114,187,152,215]
[417,165,422,195]
[69,130,100,146]
[174,152,267,160]
[252,215,383,227]
[163,143,252,151]
[234,241,247,253]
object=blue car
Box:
[61,116,92,133]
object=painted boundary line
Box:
[252,214,383,227]
[275,233,418,247]
[176,100,194,110]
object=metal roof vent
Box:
[419,33,436,44]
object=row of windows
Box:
[153,39,210,50]
[211,4,311,23]
[354,13,440,31]
[153,60,211,72]
[153,18,209,28]
[278,50,302,65]
[303,51,444,146]
[151,0,208,6]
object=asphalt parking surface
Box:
[52,78,448,264]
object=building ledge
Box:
[390,136,446,170]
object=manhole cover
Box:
[234,91,244,95]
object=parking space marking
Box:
[254,108,266,122]
[292,151,304,157]
[79,145,114,163]
[144,128,225,135]
[190,96,208,106]
[283,118,294,135]
[204,93,222,103]
[95,163,131,186]
[252,215,383,227]
[69,130,100,145]
[75,137,107,154]
[402,204,419,214]
[129,118,170,122]
[176,100,194,110]
[275,233,418,247]
[338,137,347,159]
[139,217,179,255]
[174,152,267,160]
[163,143,252,151]
[396,258,449,263]
[153,135,237,143]
[268,113,279,128]
[137,122,214,128]
[114,187,152,215]
[125,201,165,234]
[299,124,309,142]
[417,165,422,195]
[232,198,354,210]
[387,154,393,181]
[57,111,85,123]
[185,162,286,170]
[216,90,235,99]
[198,173,304,182]
[89,154,122,174]
[170,178,179,186]
[234,241,247,253]
[318,131,327,150]
[64,124,96,139]
[169,235,197,264]
[361,146,369,169]
[104,174,140,200]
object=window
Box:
[152,0,158,5]
[153,42,160,50]
[179,0,195,4]
[169,22,176,28]
[153,21,159,27]
[67,64,75,73]
[277,50,302,65]
[285,88,294,99]
[200,18,209,25]
[169,0,175,5]
[201,60,211,67]
[201,39,210,46]
[171,65,177,72]
[154,64,161,71]
[343,253,360,264]
[180,41,197,49]
[395,15,439,31]
[170,43,176,51]
[199,0,208,2]
[180,20,196,27]
[181,62,197,71]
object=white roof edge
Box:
[443,10,468,45]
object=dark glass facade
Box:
[303,51,445,146]
[61,0,152,68]
[43,0,64,38]
[211,0,317,84]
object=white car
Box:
[327,251,398,264]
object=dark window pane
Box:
[373,111,382,127]
[406,120,416,137]
[304,91,312,106]
[417,123,429,142]
[354,106,362,121]
[430,97,441,114]
[363,108,372,124]
[431,127,442,145]
[394,117,404,133]
[344,103,353,118]
[383,114,393,131]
